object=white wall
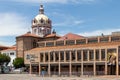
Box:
[1,50,16,67]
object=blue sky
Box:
[0,0,120,46]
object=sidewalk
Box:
[0,74,120,80]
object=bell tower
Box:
[31,5,52,37]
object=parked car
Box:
[12,67,24,73]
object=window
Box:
[88,38,98,43]
[46,29,50,34]
[71,51,75,61]
[56,41,64,46]
[40,19,44,23]
[111,36,120,41]
[101,49,105,60]
[50,52,54,61]
[26,54,30,59]
[77,50,81,61]
[66,40,75,45]
[10,52,14,55]
[39,43,45,47]
[83,50,87,61]
[96,50,99,60]
[33,40,37,48]
[34,20,36,23]
[107,48,116,62]
[40,53,43,62]
[100,37,109,42]
[60,51,64,61]
[46,42,54,47]
[66,51,70,61]
[45,52,48,62]
[76,39,86,44]
[39,28,42,32]
[89,50,94,60]
[55,52,59,61]
[34,29,37,34]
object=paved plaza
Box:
[0,74,120,80]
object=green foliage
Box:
[0,53,10,65]
[13,58,25,68]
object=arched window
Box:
[34,29,37,34]
[40,18,44,23]
[34,20,35,23]
[33,40,37,48]
[46,29,50,34]
[39,28,42,33]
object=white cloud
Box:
[57,28,120,37]
[53,20,84,27]
[0,12,30,36]
[0,41,14,46]
[78,28,120,37]
[69,0,98,4]
[52,12,84,27]
[9,0,98,4]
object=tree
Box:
[0,53,10,73]
[0,53,10,66]
[13,58,25,68]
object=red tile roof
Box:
[45,33,61,38]
[0,45,9,48]
[17,32,40,38]
[1,46,16,51]
[57,33,85,41]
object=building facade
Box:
[1,46,16,67]
[0,45,9,51]
[16,5,120,76]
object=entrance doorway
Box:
[108,65,116,75]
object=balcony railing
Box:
[38,36,120,48]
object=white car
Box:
[13,68,23,73]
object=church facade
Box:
[16,5,120,76]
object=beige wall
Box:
[16,37,40,58]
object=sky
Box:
[0,0,120,46]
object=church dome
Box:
[32,5,51,25]
[35,14,49,22]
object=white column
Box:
[59,51,61,76]
[64,51,66,62]
[93,49,96,76]
[116,47,119,76]
[39,64,41,75]
[48,64,50,76]
[43,52,45,62]
[81,50,83,76]
[54,51,55,62]
[69,63,72,76]
[105,48,107,75]
[87,50,89,61]
[39,53,41,75]
[75,50,78,62]
[99,49,101,61]
[69,51,72,76]
[30,62,32,74]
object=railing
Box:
[96,71,105,75]
[71,72,81,76]
[32,71,105,77]
[83,71,94,76]
[38,36,120,48]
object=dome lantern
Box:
[39,5,44,14]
